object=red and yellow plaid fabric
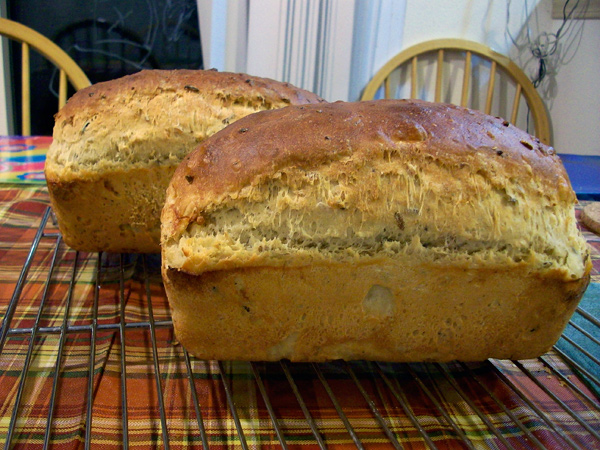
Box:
[0,184,599,449]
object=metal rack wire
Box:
[0,207,599,449]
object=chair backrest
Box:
[0,18,91,135]
[361,38,551,146]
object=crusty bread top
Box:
[162,99,589,281]
[46,69,324,179]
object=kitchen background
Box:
[0,0,598,156]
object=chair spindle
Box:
[59,70,68,109]
[21,42,30,136]
[411,56,418,99]
[384,76,391,99]
[461,51,471,107]
[435,49,443,102]
[485,61,497,115]
[360,39,551,145]
[511,84,522,125]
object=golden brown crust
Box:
[164,261,589,362]
[45,69,324,253]
[164,100,574,239]
[47,165,176,253]
[54,69,323,141]
[161,99,591,362]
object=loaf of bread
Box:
[45,69,324,253]
[161,99,591,362]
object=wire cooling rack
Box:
[0,207,599,450]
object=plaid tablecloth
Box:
[0,136,50,184]
[0,184,599,450]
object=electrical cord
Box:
[530,0,580,87]
[506,0,586,87]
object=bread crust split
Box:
[45,69,324,253]
[162,99,591,362]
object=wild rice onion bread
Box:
[45,69,324,253]
[161,99,591,362]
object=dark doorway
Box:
[8,0,203,135]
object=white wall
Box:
[550,20,599,156]
[402,1,521,53]
[1,1,595,154]
[245,0,358,101]
[349,0,407,102]
[244,0,405,103]
[198,0,597,155]
[197,0,248,73]
[198,0,407,103]
[400,0,599,155]
[517,2,600,156]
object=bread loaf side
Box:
[162,99,591,362]
[45,69,324,253]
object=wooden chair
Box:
[361,38,551,145]
[0,18,91,135]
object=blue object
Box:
[558,154,600,200]
[556,283,600,395]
